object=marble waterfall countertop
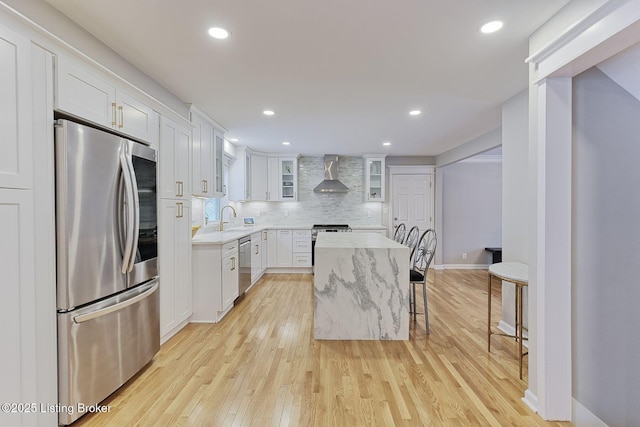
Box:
[313,232,409,340]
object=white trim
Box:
[526,0,628,65]
[497,320,529,345]
[522,389,539,413]
[528,0,640,81]
[439,264,489,270]
[457,155,502,164]
[572,398,609,427]
[387,165,435,175]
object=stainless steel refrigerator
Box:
[55,119,160,425]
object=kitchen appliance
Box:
[238,235,251,298]
[312,155,349,193]
[311,224,352,266]
[55,119,160,425]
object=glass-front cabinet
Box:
[279,158,298,200]
[364,155,386,201]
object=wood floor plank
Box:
[73,269,572,426]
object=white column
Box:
[533,77,572,420]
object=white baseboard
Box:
[522,389,538,413]
[264,267,313,274]
[497,320,529,348]
[573,398,609,427]
[440,264,490,270]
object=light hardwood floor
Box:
[75,270,572,426]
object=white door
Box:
[391,174,433,237]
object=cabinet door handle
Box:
[176,181,184,197]
[118,105,124,129]
[111,103,117,126]
[202,179,207,193]
[223,184,227,196]
[231,256,236,270]
[255,244,259,255]
[176,202,183,218]
[263,231,267,240]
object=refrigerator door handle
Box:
[120,147,136,274]
[73,281,158,324]
[124,143,140,272]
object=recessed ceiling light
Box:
[208,27,230,39]
[229,138,239,142]
[409,110,422,116]
[263,110,275,116]
[383,141,391,146]
[480,21,503,34]
[282,141,290,146]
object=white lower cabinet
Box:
[266,229,277,268]
[159,199,192,341]
[265,229,311,268]
[221,243,239,312]
[276,229,293,267]
[192,240,238,322]
[251,232,263,284]
[292,230,312,267]
[261,230,268,274]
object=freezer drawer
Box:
[57,280,159,425]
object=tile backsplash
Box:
[231,156,383,227]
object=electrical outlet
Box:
[462,253,468,260]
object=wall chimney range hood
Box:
[313,155,349,193]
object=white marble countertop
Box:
[315,232,403,249]
[193,224,387,245]
[192,224,312,245]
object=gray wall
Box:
[440,159,502,266]
[232,156,383,227]
[572,67,640,426]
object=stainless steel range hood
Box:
[313,155,349,193]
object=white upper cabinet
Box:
[56,55,158,144]
[160,116,191,199]
[190,108,225,198]
[250,153,268,201]
[0,24,32,190]
[190,109,215,197]
[229,147,300,201]
[363,155,386,201]
[267,157,279,201]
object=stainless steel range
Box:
[311,224,351,266]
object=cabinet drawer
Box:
[293,254,311,267]
[293,239,311,253]
[222,240,238,255]
[293,230,311,238]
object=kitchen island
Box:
[314,232,409,340]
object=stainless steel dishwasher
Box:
[237,236,251,300]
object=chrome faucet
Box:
[219,205,237,231]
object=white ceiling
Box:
[44,0,570,156]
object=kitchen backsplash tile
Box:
[232,156,383,227]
